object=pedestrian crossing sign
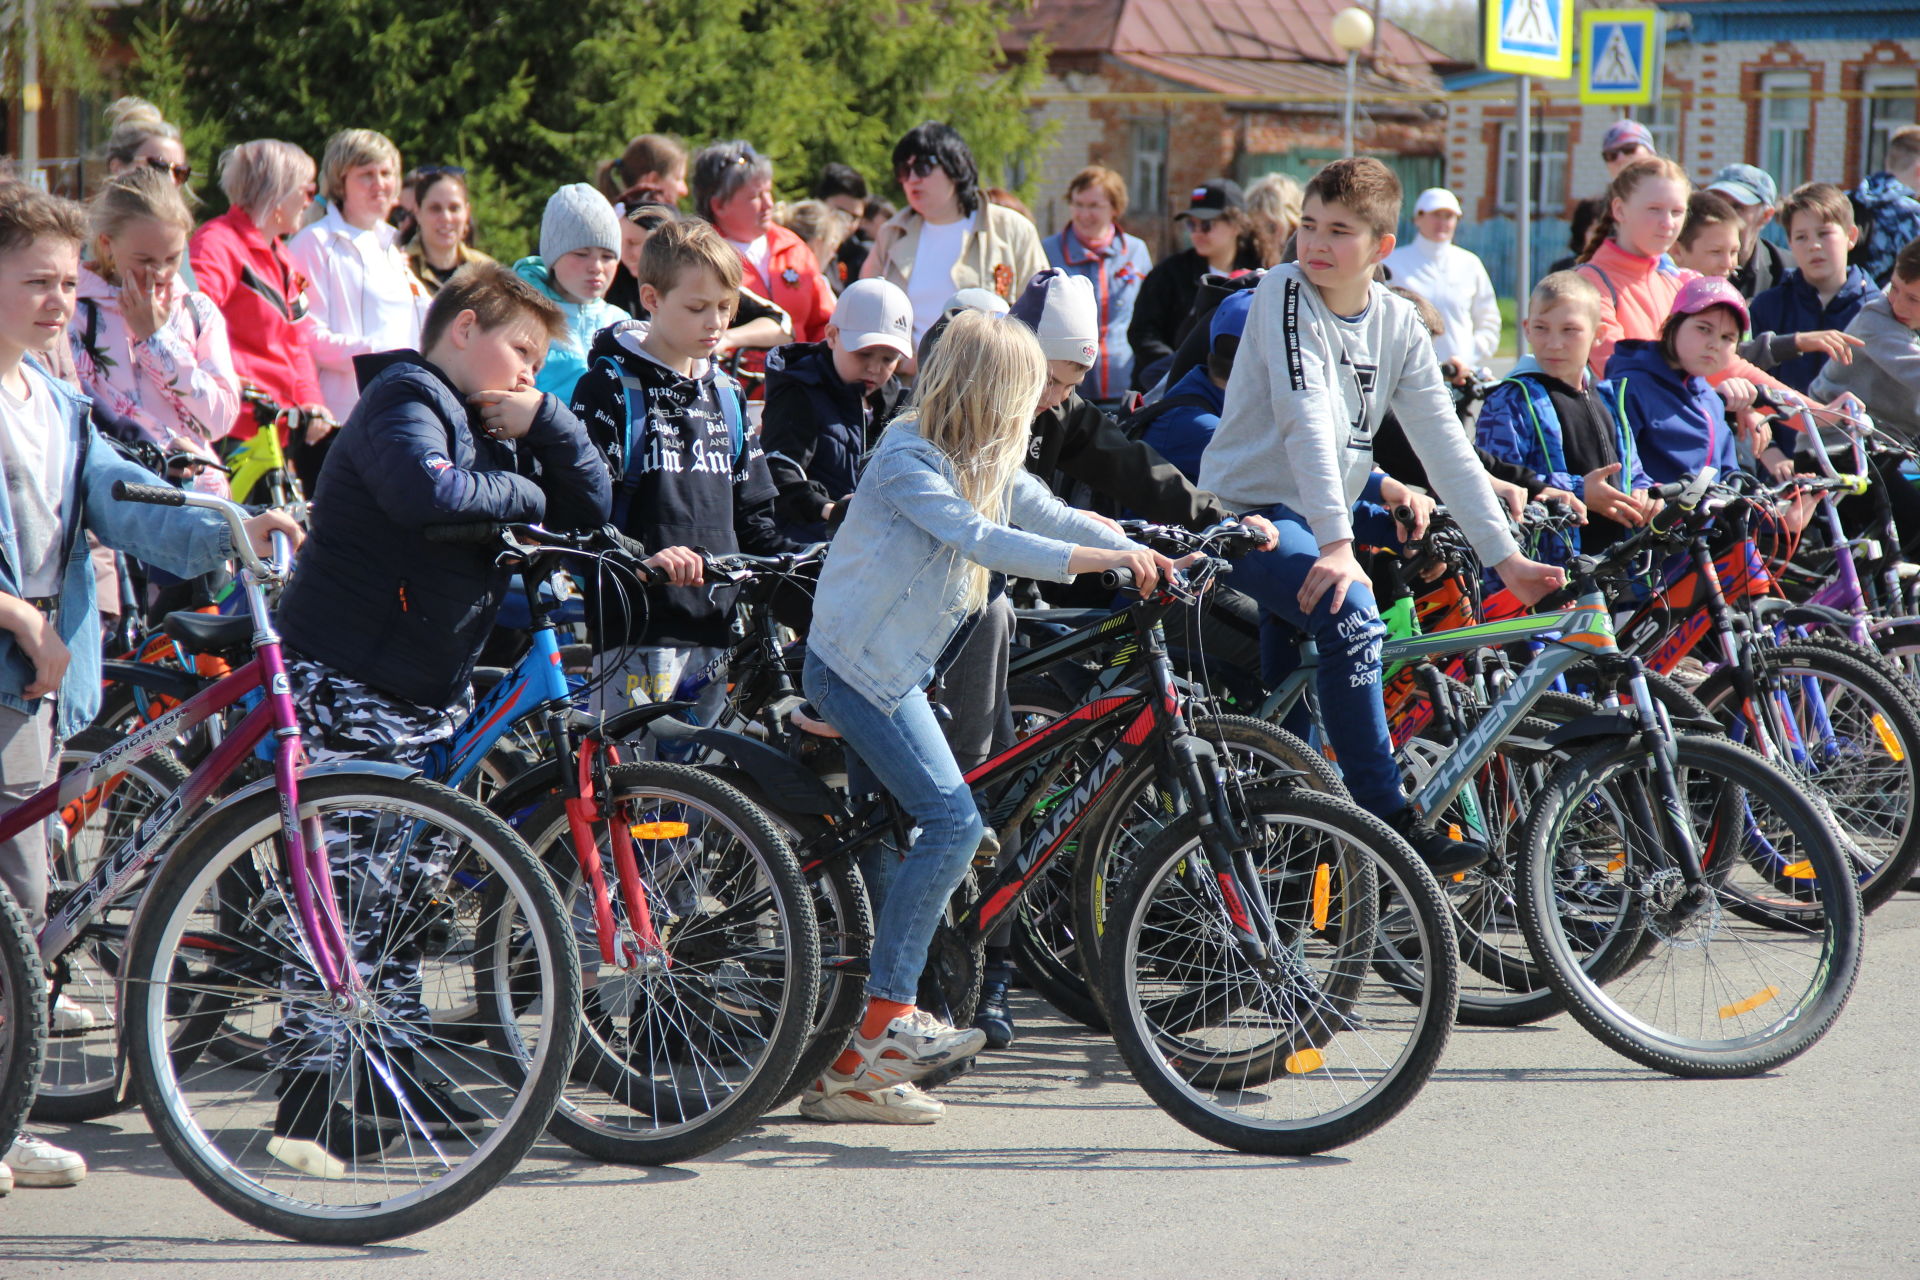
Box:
[1580,10,1661,105]
[1484,0,1573,79]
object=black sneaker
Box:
[358,1051,486,1138]
[1386,809,1489,877]
[269,1070,398,1178]
[974,979,1015,1050]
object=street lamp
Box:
[1332,6,1375,158]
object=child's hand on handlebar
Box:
[645,545,705,587]
[1067,544,1174,596]
[1536,486,1588,522]
[1718,378,1759,413]
[1239,513,1279,551]
[242,509,305,561]
[299,405,336,445]
[1493,553,1566,606]
[1377,475,1433,541]
[1582,464,1654,526]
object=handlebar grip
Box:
[1100,568,1137,591]
[423,522,507,545]
[1393,505,1417,527]
[112,481,186,507]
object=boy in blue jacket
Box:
[1477,271,1656,553]
[0,184,300,1190]
[1605,276,1761,485]
[1748,184,1880,393]
[269,260,618,1174]
[1135,288,1253,483]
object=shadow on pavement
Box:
[0,1235,420,1264]
[715,1131,1349,1173]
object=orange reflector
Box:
[1606,855,1626,873]
[1447,822,1464,840]
[630,822,690,839]
[1311,863,1331,931]
[1283,1048,1324,1074]
[1780,859,1815,880]
[1719,986,1781,1019]
[1451,872,1467,883]
[1873,714,1906,762]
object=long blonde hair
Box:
[899,308,1046,612]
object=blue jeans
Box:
[1233,503,1405,818]
[803,650,985,1005]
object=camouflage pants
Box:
[269,654,473,1073]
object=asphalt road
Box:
[5,895,1918,1280]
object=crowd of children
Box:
[8,109,1920,1185]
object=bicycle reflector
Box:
[630,821,691,839]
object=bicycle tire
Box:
[1516,734,1863,1077]
[509,762,818,1164]
[33,729,190,1122]
[1694,642,1920,913]
[1071,715,1339,1027]
[0,881,46,1159]
[124,772,579,1243]
[1101,786,1455,1155]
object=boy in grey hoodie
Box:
[1811,237,1920,443]
[1197,159,1564,874]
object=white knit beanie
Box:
[1009,269,1099,366]
[540,183,622,266]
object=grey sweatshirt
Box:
[1197,265,1520,566]
[1809,295,1920,443]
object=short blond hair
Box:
[639,217,744,305]
[217,139,315,223]
[1528,270,1604,324]
[1066,165,1128,220]
[320,129,402,205]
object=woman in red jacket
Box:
[693,140,835,378]
[188,140,331,458]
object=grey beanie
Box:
[541,183,622,265]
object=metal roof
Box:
[1112,51,1444,113]
[1007,0,1460,73]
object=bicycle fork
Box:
[557,715,667,972]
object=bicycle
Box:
[0,483,579,1243]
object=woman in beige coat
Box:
[862,122,1045,349]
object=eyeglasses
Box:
[145,156,193,185]
[897,156,939,180]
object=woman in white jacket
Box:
[285,129,430,429]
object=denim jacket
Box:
[1,357,237,736]
[808,421,1139,711]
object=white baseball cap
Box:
[1414,188,1462,216]
[830,278,914,357]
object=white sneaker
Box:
[51,992,95,1035]
[799,1074,943,1124]
[843,1008,986,1088]
[4,1135,87,1187]
[0,1161,12,1195]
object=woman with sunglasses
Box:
[862,122,1045,353]
[404,167,493,295]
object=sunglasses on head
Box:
[1602,144,1648,163]
[417,163,468,179]
[145,156,193,184]
[897,156,940,180]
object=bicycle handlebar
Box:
[113,480,285,581]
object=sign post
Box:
[1484,0,1574,355]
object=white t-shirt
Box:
[727,235,772,286]
[907,215,973,345]
[0,364,72,596]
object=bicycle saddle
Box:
[160,610,253,656]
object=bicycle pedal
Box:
[970,829,1002,868]
[916,1059,973,1091]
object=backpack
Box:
[1848,188,1880,273]
[602,356,747,527]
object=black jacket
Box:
[1729,236,1788,301]
[1034,391,1232,529]
[1127,245,1262,391]
[760,340,904,543]
[572,323,791,647]
[276,350,612,706]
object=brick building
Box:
[1005,0,1465,255]
[1441,3,1920,239]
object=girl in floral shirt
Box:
[70,165,240,494]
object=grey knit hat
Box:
[540,183,622,265]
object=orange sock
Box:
[831,998,915,1075]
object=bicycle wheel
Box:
[1695,642,1920,913]
[123,773,579,1243]
[0,881,46,1158]
[1072,716,1339,1027]
[505,762,817,1164]
[1516,735,1863,1077]
[34,729,189,1121]
[1101,786,1454,1155]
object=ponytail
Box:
[1579,157,1690,263]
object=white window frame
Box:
[1129,120,1167,216]
[1862,68,1918,176]
[1760,71,1813,194]
[1496,120,1570,214]
[1630,98,1683,164]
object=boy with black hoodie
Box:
[571,218,792,719]
[269,261,614,1173]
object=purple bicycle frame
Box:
[0,641,355,994]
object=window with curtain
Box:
[1497,120,1570,213]
[1760,71,1813,192]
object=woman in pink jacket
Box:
[70,166,241,495]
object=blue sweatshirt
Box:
[1604,340,1738,486]
[1136,363,1226,483]
[1747,266,1881,392]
